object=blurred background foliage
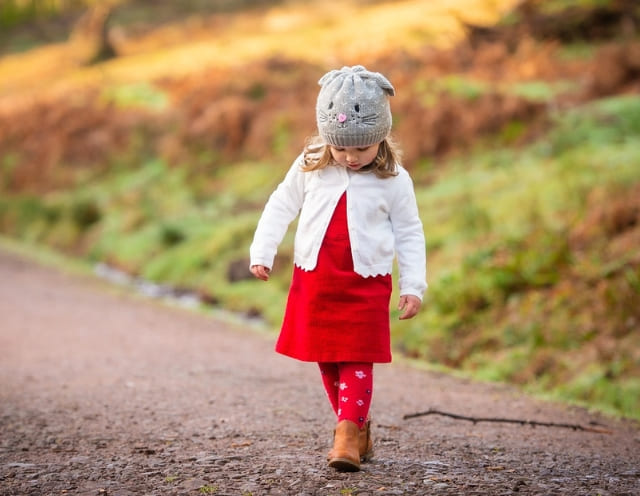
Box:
[1,0,639,420]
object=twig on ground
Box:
[403,408,612,434]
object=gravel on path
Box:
[1,249,639,495]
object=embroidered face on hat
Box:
[316,65,395,147]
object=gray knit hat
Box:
[316,65,395,147]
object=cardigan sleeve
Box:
[249,155,306,270]
[389,168,428,299]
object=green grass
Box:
[101,82,169,111]
[0,0,85,29]
[414,75,579,106]
[398,95,640,420]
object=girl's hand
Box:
[250,265,271,281]
[398,295,421,320]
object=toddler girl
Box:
[250,65,427,471]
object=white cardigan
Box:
[250,153,427,299]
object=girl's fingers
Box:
[251,265,270,281]
[398,295,421,320]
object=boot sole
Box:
[328,457,360,472]
[328,449,374,463]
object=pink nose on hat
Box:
[338,113,347,123]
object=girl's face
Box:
[329,143,380,171]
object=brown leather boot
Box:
[360,419,373,462]
[327,419,374,463]
[328,420,360,471]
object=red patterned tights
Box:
[318,362,373,429]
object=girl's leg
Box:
[318,362,340,416]
[326,362,375,470]
[335,362,373,429]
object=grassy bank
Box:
[2,93,639,420]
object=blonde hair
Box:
[301,135,400,179]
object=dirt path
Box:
[0,249,638,496]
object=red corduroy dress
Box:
[276,193,393,363]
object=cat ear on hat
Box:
[317,68,345,87]
[354,66,395,96]
[367,71,395,97]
